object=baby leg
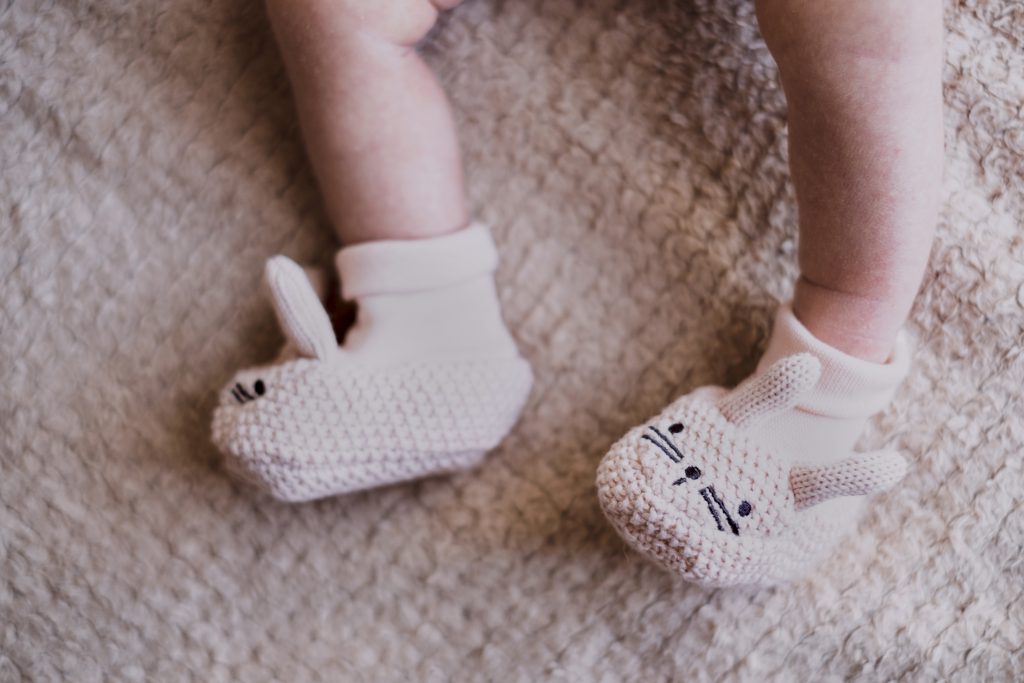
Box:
[756,0,944,362]
[265,0,468,244]
[596,1,943,584]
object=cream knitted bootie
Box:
[212,224,533,502]
[596,305,911,587]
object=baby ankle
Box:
[748,303,911,464]
[335,223,521,364]
[343,276,519,363]
[793,276,911,362]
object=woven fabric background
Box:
[2,1,1023,680]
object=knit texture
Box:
[596,353,907,586]
[212,355,532,502]
[717,353,819,427]
[265,256,336,360]
[4,0,1024,679]
[791,451,907,511]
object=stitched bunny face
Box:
[596,355,906,586]
[210,255,341,479]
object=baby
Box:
[212,0,943,587]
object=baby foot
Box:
[212,225,532,502]
[596,309,911,586]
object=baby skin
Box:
[213,0,942,585]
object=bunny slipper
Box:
[596,306,911,587]
[212,224,533,502]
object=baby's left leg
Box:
[757,0,944,364]
[596,0,943,585]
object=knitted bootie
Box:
[596,305,910,586]
[212,224,532,502]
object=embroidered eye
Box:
[737,501,752,517]
[668,423,684,434]
[684,466,701,480]
[232,380,266,404]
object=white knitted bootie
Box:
[596,305,910,587]
[212,224,532,502]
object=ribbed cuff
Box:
[756,303,911,418]
[336,222,499,300]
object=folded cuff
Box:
[756,303,912,418]
[336,222,498,300]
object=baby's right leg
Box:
[265,0,469,244]
[211,1,532,502]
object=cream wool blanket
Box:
[2,1,1023,680]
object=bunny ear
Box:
[790,449,907,510]
[717,353,821,428]
[264,255,337,360]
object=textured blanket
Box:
[3,0,1023,680]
